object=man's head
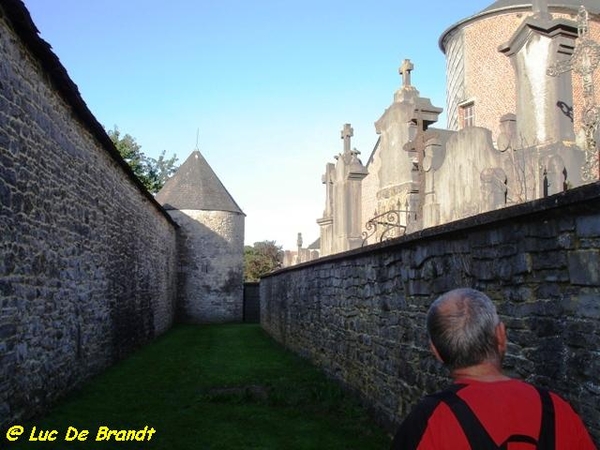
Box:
[426,288,506,371]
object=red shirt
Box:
[391,379,596,450]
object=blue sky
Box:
[23,0,495,250]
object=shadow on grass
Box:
[5,324,391,450]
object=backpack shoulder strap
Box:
[434,385,499,449]
[393,383,556,450]
[436,384,557,450]
[534,386,556,450]
[391,384,466,450]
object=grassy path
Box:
[7,324,391,449]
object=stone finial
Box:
[532,0,551,20]
[399,59,414,87]
[577,5,590,38]
[341,123,354,154]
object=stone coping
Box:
[264,181,600,277]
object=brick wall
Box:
[261,182,600,444]
[0,3,178,427]
[463,14,521,138]
[571,19,600,136]
[445,10,600,141]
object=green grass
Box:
[6,324,391,449]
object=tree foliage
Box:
[107,126,178,194]
[244,240,283,282]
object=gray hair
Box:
[426,288,501,371]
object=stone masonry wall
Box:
[0,5,178,427]
[261,182,600,444]
[170,210,244,323]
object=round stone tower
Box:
[156,150,245,323]
[439,0,600,142]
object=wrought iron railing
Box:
[361,209,410,246]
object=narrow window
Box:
[460,102,475,128]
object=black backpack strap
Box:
[391,394,446,449]
[534,386,556,450]
[436,387,499,449]
[392,384,556,450]
[391,384,466,450]
[438,384,556,450]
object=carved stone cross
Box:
[341,123,354,154]
[399,59,414,87]
[547,6,600,180]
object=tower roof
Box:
[480,0,599,15]
[156,150,244,215]
[440,1,600,52]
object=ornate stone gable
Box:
[316,1,592,256]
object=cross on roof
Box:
[399,59,414,87]
[341,123,354,154]
[532,0,550,19]
[547,6,599,79]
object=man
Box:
[391,288,596,449]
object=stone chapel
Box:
[316,0,600,257]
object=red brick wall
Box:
[463,14,522,139]
[446,11,600,144]
[572,17,600,134]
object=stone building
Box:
[156,150,245,323]
[318,0,600,256]
[441,0,600,139]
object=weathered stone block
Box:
[532,251,567,270]
[577,215,600,238]
[470,260,496,280]
[562,293,600,319]
[564,320,600,348]
[568,250,600,286]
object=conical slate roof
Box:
[156,150,244,214]
[481,0,599,15]
[440,1,599,51]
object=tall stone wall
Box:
[261,182,600,444]
[169,210,244,323]
[0,4,178,427]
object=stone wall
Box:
[0,3,178,427]
[261,182,600,444]
[169,210,244,323]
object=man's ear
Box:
[430,340,444,363]
[496,322,507,354]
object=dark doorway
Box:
[243,282,260,323]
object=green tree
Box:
[144,150,180,194]
[244,240,283,282]
[107,126,178,194]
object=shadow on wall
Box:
[168,210,244,324]
[0,0,180,430]
[107,220,178,361]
